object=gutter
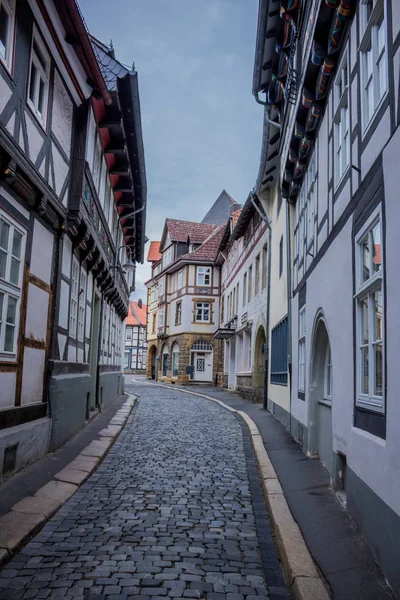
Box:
[286,200,292,432]
[61,0,112,105]
[252,0,270,95]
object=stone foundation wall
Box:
[157,333,218,384]
[236,373,263,403]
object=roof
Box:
[180,225,225,263]
[232,208,242,228]
[164,220,217,245]
[147,241,161,263]
[201,190,240,226]
[126,301,147,326]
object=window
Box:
[77,270,87,342]
[334,53,349,185]
[306,154,316,243]
[0,211,26,359]
[163,245,173,269]
[279,236,283,277]
[360,0,387,130]
[244,330,252,370]
[92,135,102,190]
[324,346,332,400]
[355,214,383,412]
[255,254,260,296]
[126,328,132,341]
[27,29,50,127]
[298,307,306,391]
[195,302,210,322]
[235,283,239,314]
[177,269,183,290]
[69,257,79,338]
[172,342,180,377]
[152,313,156,334]
[104,178,111,223]
[243,272,247,306]
[221,295,224,323]
[262,245,268,290]
[0,0,15,70]
[197,266,211,286]
[158,308,164,329]
[248,264,252,302]
[159,278,164,297]
[271,316,288,385]
[175,301,182,325]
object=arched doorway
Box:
[309,313,333,474]
[190,339,213,382]
[148,345,157,379]
[171,342,180,378]
[161,344,169,377]
[253,326,266,401]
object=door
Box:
[193,352,213,382]
[162,351,168,376]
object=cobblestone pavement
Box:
[0,383,288,600]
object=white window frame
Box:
[0,210,26,360]
[162,245,173,269]
[27,27,50,129]
[158,308,164,328]
[354,207,384,413]
[69,257,79,339]
[305,153,316,244]
[77,269,87,343]
[126,327,132,341]
[359,0,388,133]
[0,0,15,72]
[334,50,350,188]
[298,306,306,392]
[197,266,211,287]
[159,278,164,297]
[195,301,210,323]
[177,269,183,290]
[175,301,182,325]
[92,135,102,191]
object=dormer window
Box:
[27,28,50,128]
[197,266,211,286]
[162,245,174,269]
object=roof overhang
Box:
[213,328,236,340]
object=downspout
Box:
[253,93,281,129]
[264,225,272,411]
[96,281,114,410]
[286,200,293,433]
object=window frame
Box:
[177,269,183,290]
[359,0,388,134]
[195,301,210,323]
[126,327,132,341]
[270,315,288,386]
[298,306,306,392]
[69,257,79,339]
[175,300,182,325]
[197,266,211,287]
[255,254,260,296]
[27,26,51,129]
[0,210,27,360]
[77,269,87,343]
[333,49,350,188]
[279,236,284,277]
[324,345,333,401]
[0,0,16,73]
[248,264,252,303]
[354,207,384,414]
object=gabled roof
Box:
[147,241,161,263]
[180,225,225,263]
[201,190,240,226]
[126,301,147,326]
[161,219,217,249]
[232,208,242,228]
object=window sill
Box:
[356,397,385,415]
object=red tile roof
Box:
[180,224,225,262]
[231,208,242,228]
[126,301,147,326]
[147,241,161,262]
[165,219,217,244]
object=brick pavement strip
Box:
[0,385,287,599]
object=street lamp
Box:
[110,245,136,273]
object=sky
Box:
[80,0,263,301]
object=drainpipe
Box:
[253,93,281,129]
[286,200,293,433]
[96,281,114,410]
[264,224,272,411]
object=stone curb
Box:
[148,381,330,600]
[0,394,137,567]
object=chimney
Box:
[138,298,143,309]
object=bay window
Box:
[0,211,26,359]
[355,212,384,413]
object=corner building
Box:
[253,0,400,594]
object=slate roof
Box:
[201,190,240,226]
[147,241,161,262]
[180,225,225,263]
[165,220,217,244]
[126,301,147,326]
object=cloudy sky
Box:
[80,0,263,300]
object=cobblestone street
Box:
[0,383,287,600]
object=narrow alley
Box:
[0,384,288,600]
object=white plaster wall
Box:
[394,48,400,125]
[62,236,72,277]
[5,112,15,137]
[347,126,400,517]
[361,108,391,175]
[0,373,16,409]
[333,179,351,225]
[58,332,66,362]
[25,284,49,342]
[86,111,96,173]
[30,219,54,285]
[52,142,69,199]
[317,120,328,221]
[21,348,45,405]
[87,272,93,304]
[51,70,73,157]
[290,294,308,426]
[392,0,400,42]
[0,77,12,114]
[0,187,29,220]
[68,344,76,363]
[25,111,44,165]
[317,220,328,251]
